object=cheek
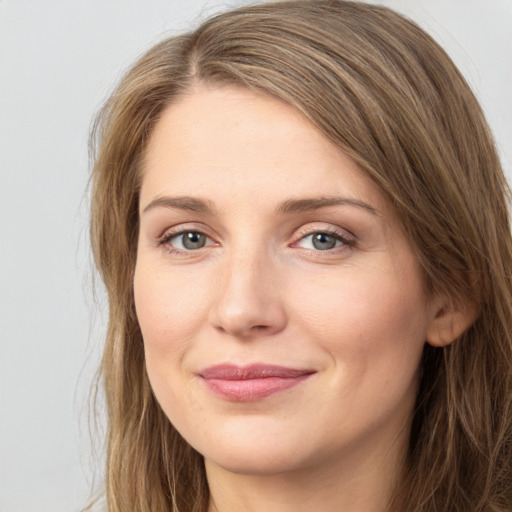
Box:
[134,263,205,345]
[292,264,428,380]
[133,263,213,425]
[291,268,428,443]
[133,263,213,384]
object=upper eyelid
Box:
[157,229,217,254]
[291,230,354,249]
[154,222,357,245]
[296,230,350,242]
[294,223,356,241]
[157,223,215,240]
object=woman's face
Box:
[134,85,441,477]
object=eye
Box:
[161,230,215,251]
[294,231,351,251]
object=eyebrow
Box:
[275,196,379,216]
[142,195,378,216]
[142,196,216,214]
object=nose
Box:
[209,249,288,338]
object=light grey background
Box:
[0,1,510,511]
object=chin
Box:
[204,445,308,476]
[186,418,315,476]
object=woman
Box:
[88,1,512,511]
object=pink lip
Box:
[199,364,315,402]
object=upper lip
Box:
[199,364,316,380]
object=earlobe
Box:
[426,300,477,347]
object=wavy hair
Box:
[89,1,512,510]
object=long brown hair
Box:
[89,1,512,510]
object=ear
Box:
[426,298,477,347]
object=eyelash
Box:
[157,228,216,255]
[156,226,355,256]
[292,227,355,253]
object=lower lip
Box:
[202,375,312,402]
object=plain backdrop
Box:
[0,1,510,510]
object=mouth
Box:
[198,364,316,402]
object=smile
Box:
[198,364,316,402]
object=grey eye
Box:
[181,231,207,250]
[295,231,345,251]
[311,233,338,250]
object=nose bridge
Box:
[210,240,286,337]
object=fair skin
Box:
[134,85,464,512]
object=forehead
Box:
[140,85,387,214]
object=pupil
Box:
[183,232,206,249]
[312,233,336,250]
